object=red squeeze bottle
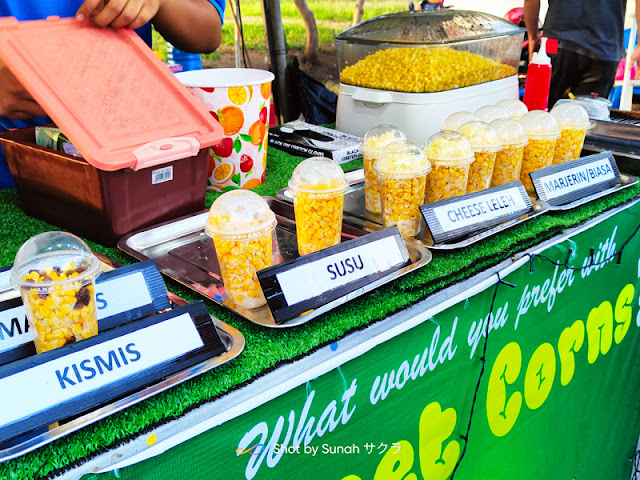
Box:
[523,37,552,111]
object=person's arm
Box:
[523,0,541,62]
[631,0,640,66]
[76,0,223,53]
[0,60,46,119]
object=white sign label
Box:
[0,313,203,428]
[0,304,30,352]
[96,272,153,318]
[540,159,616,199]
[275,236,405,306]
[0,272,154,356]
[433,187,528,232]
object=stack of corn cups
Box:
[289,157,349,255]
[456,121,502,193]
[423,131,475,203]
[490,118,529,186]
[374,141,431,238]
[549,103,591,164]
[206,190,277,309]
[518,110,561,192]
[360,125,407,214]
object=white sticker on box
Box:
[275,235,405,306]
[432,186,528,232]
[152,166,173,184]
[0,313,203,428]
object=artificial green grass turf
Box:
[0,146,638,480]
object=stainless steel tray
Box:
[118,197,432,328]
[0,307,244,463]
[539,172,639,211]
[277,171,549,250]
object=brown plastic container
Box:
[0,127,209,246]
[0,18,224,246]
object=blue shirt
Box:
[0,0,225,188]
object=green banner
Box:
[95,203,640,480]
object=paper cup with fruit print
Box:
[176,68,275,191]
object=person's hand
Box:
[0,62,46,120]
[528,32,541,62]
[76,0,161,29]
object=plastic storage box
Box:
[0,17,223,246]
[335,10,524,145]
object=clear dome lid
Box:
[334,10,524,46]
[374,141,431,178]
[518,110,561,140]
[442,111,479,132]
[489,118,528,146]
[205,190,277,238]
[474,105,509,123]
[456,121,502,152]
[288,156,349,195]
[10,231,100,289]
[496,98,528,119]
[550,102,591,130]
[424,130,475,164]
[361,124,407,154]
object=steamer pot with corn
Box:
[335,10,525,145]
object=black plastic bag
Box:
[286,56,337,125]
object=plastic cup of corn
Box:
[360,125,407,213]
[457,121,502,193]
[374,141,431,238]
[474,104,509,123]
[423,131,475,203]
[10,232,101,354]
[496,98,529,120]
[550,103,591,165]
[289,157,349,255]
[442,111,479,132]
[489,118,528,187]
[518,110,561,192]
[205,190,277,309]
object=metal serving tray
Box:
[277,171,549,250]
[118,197,432,328]
[540,172,638,211]
[0,295,244,463]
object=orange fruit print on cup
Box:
[176,68,275,192]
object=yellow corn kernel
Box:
[293,189,344,256]
[491,146,525,187]
[213,230,273,309]
[552,128,586,165]
[425,164,469,203]
[340,47,516,93]
[363,154,382,213]
[379,175,427,237]
[520,138,557,192]
[467,151,497,193]
[20,268,98,353]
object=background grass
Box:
[153,0,407,60]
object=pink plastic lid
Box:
[0,17,224,171]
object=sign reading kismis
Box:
[96,201,640,480]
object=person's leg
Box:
[572,56,619,100]
[548,48,581,108]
